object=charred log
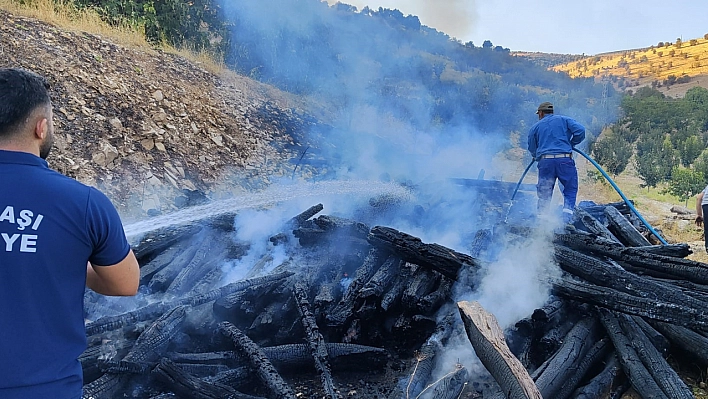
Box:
[166,245,227,296]
[313,214,370,239]
[148,233,208,292]
[553,337,612,399]
[293,282,338,399]
[631,316,669,355]
[367,226,482,281]
[570,354,622,399]
[395,314,457,399]
[457,301,542,399]
[597,308,670,399]
[288,203,323,228]
[604,206,652,247]
[616,313,693,398]
[634,243,691,258]
[218,321,296,399]
[552,276,708,330]
[556,233,708,284]
[532,316,602,399]
[574,207,621,243]
[139,245,184,286]
[651,321,708,367]
[87,272,293,336]
[554,245,708,311]
[357,256,402,300]
[132,225,203,263]
[326,248,388,327]
[153,358,261,399]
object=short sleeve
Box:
[85,188,131,266]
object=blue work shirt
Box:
[527,114,586,159]
[0,150,131,399]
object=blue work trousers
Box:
[536,157,578,212]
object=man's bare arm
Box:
[86,250,140,296]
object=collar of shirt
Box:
[0,149,49,168]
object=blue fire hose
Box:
[510,149,668,245]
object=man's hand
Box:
[697,216,704,227]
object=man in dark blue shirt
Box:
[0,68,140,398]
[527,102,586,222]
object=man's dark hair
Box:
[0,68,51,138]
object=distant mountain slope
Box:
[553,35,708,97]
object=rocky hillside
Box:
[0,10,321,220]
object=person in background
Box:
[695,186,708,252]
[527,101,586,223]
[0,68,140,399]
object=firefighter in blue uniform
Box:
[0,68,140,399]
[527,101,586,223]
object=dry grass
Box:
[0,0,225,75]
[0,0,149,47]
[553,36,708,85]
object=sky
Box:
[325,0,708,55]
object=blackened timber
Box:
[401,267,440,313]
[457,301,542,399]
[552,277,708,330]
[313,214,370,240]
[357,257,402,300]
[139,245,183,285]
[380,263,414,311]
[122,306,187,364]
[293,282,338,399]
[81,373,129,399]
[86,272,293,336]
[597,308,669,399]
[218,321,296,399]
[368,226,482,280]
[131,224,202,262]
[397,313,456,399]
[531,297,564,324]
[532,317,602,399]
[556,233,708,284]
[570,354,622,399]
[326,248,387,327]
[166,243,226,296]
[417,276,453,315]
[631,316,669,355]
[651,321,708,367]
[288,203,323,228]
[148,233,208,292]
[183,271,294,308]
[616,314,693,398]
[153,358,261,399]
[604,206,652,246]
[170,343,387,371]
[574,207,621,243]
[634,243,691,258]
[469,228,492,258]
[553,337,612,399]
[554,245,708,311]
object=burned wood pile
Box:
[81,197,708,398]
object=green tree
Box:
[591,128,632,176]
[636,132,678,187]
[663,166,704,205]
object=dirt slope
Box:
[0,10,319,220]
